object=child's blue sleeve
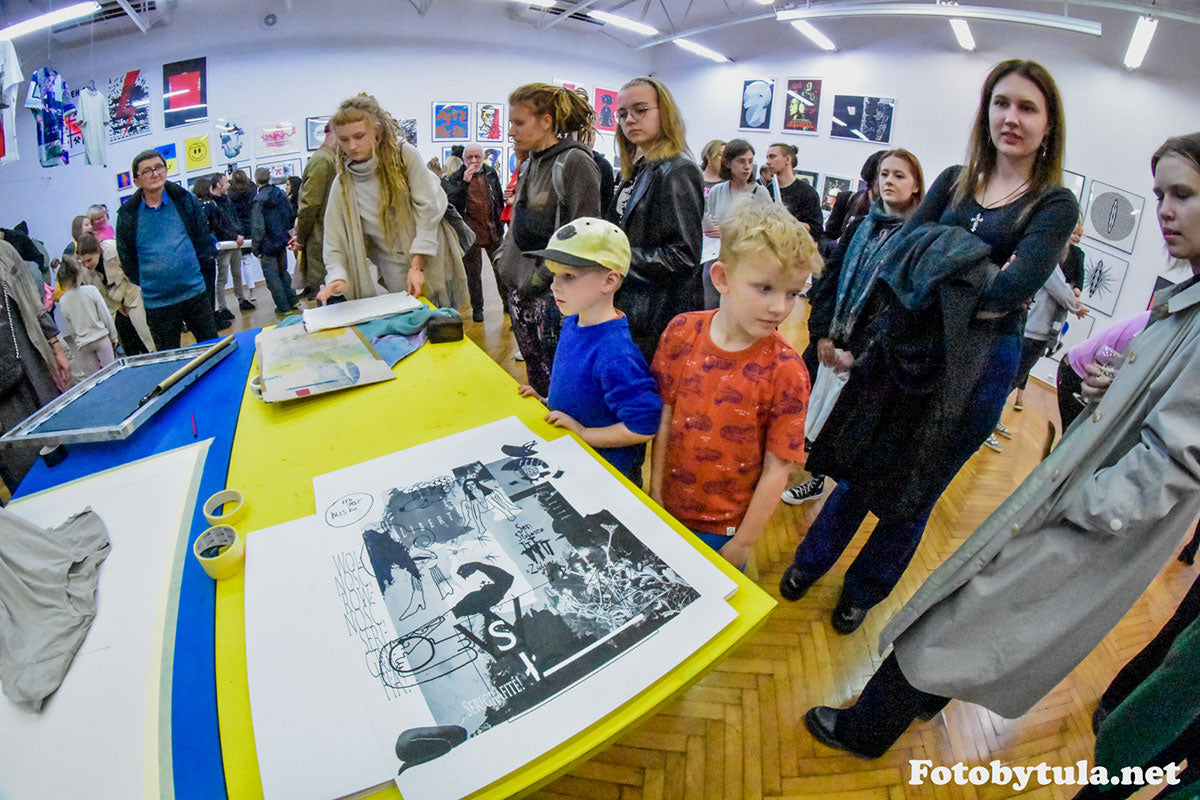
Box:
[599,341,663,436]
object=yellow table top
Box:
[216,327,775,800]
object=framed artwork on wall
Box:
[482,145,504,173]
[1054,313,1097,359]
[1062,169,1086,206]
[107,68,152,144]
[306,116,330,151]
[821,175,851,211]
[1084,180,1144,254]
[796,169,818,187]
[475,102,504,142]
[184,134,211,173]
[154,142,179,176]
[399,117,418,146]
[739,79,774,131]
[161,57,207,129]
[432,102,471,142]
[259,158,303,183]
[553,78,590,96]
[1079,242,1131,316]
[782,78,821,135]
[254,121,301,160]
[594,88,618,133]
[214,116,249,164]
[441,146,456,166]
[831,95,894,143]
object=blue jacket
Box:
[115,180,216,287]
[250,184,296,257]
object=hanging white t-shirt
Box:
[76,87,110,166]
[0,40,23,163]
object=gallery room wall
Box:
[655,17,1200,345]
[0,0,649,249]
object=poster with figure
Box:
[594,87,618,133]
[1078,243,1130,316]
[796,169,818,187]
[241,419,737,800]
[432,102,470,142]
[161,57,207,128]
[254,121,301,159]
[1084,180,1144,254]
[831,94,894,143]
[739,78,774,131]
[474,102,504,142]
[107,68,151,144]
[483,146,503,173]
[821,174,851,211]
[214,116,249,164]
[782,78,821,134]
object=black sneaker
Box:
[216,307,235,322]
[782,475,825,505]
[238,298,256,311]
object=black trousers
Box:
[462,243,502,315]
[1013,335,1048,391]
[145,291,219,350]
[113,311,148,356]
[1057,357,1086,431]
[831,652,950,756]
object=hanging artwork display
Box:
[107,68,151,144]
[257,158,303,184]
[1084,180,1144,254]
[432,102,470,142]
[482,145,504,173]
[782,78,821,135]
[161,57,207,129]
[116,170,133,191]
[254,121,301,159]
[399,118,418,146]
[63,108,84,160]
[214,116,249,163]
[1055,313,1097,358]
[796,169,818,187]
[154,142,179,176]
[552,78,589,96]
[739,78,774,131]
[305,116,330,151]
[244,418,737,800]
[594,87,618,133]
[474,102,504,142]
[508,148,518,183]
[1063,169,1086,206]
[831,95,894,143]
[1078,242,1131,316]
[821,175,851,211]
[441,145,456,165]
[184,133,211,172]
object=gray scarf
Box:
[829,199,907,343]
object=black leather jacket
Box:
[609,154,704,361]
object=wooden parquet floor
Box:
[450,270,1196,800]
[46,271,1187,800]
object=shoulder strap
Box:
[552,153,567,229]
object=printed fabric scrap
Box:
[0,507,111,711]
[25,67,74,167]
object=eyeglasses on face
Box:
[137,164,168,178]
[617,105,658,123]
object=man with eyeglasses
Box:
[115,149,218,349]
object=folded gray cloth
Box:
[0,506,110,711]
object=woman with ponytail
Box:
[318,93,467,308]
[496,82,601,397]
[608,76,703,361]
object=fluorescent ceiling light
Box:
[589,9,658,36]
[949,18,975,50]
[506,0,555,8]
[752,0,775,5]
[778,4,1102,36]
[0,1,100,40]
[674,38,730,62]
[1123,15,1157,70]
[791,20,838,52]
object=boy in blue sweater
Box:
[518,218,662,484]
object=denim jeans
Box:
[789,332,1021,608]
[259,252,297,313]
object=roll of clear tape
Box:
[193,525,245,580]
[203,489,246,526]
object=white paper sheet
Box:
[0,443,208,800]
[302,292,423,333]
[306,418,738,800]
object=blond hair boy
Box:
[650,198,822,567]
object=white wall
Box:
[654,24,1200,355]
[0,0,647,251]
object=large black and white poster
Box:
[245,418,736,800]
[831,94,894,143]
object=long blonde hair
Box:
[330,92,411,248]
[953,60,1065,211]
[508,83,595,142]
[615,77,690,180]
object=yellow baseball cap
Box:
[524,217,631,277]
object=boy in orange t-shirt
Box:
[650,198,822,568]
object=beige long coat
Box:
[881,276,1200,718]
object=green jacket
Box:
[295,145,337,286]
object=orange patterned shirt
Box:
[652,311,810,536]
